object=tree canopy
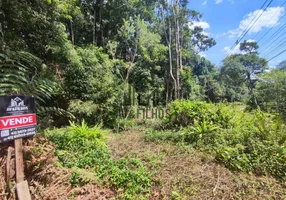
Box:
[1,0,285,122]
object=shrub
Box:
[145,128,185,144]
[68,99,118,127]
[114,118,137,132]
[137,119,164,129]
[164,100,214,128]
[45,121,109,168]
[146,100,286,180]
[255,69,286,119]
[45,121,151,198]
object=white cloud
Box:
[223,46,240,55]
[189,21,210,30]
[189,21,211,36]
[246,39,255,43]
[223,39,255,55]
[215,0,223,4]
[199,52,207,58]
[227,7,284,38]
[202,0,207,6]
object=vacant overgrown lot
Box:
[145,100,286,180]
[108,127,286,199]
[1,101,285,199]
[43,101,286,199]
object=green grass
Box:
[108,127,286,199]
[145,100,286,180]
[44,121,152,199]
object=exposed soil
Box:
[0,137,114,200]
[108,127,286,200]
[1,128,285,200]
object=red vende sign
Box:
[0,114,37,130]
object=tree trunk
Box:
[178,11,183,98]
[169,25,177,100]
[93,5,97,44]
[70,20,74,48]
[99,0,104,47]
[173,1,181,99]
[165,72,169,107]
[248,72,258,108]
[174,17,180,99]
[160,3,177,100]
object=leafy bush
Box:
[45,121,151,198]
[145,128,185,144]
[146,100,286,180]
[60,45,121,102]
[68,99,118,127]
[114,118,137,132]
[164,100,216,128]
[45,121,109,168]
[137,119,164,129]
[255,69,286,119]
[69,170,88,187]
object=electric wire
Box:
[228,0,274,55]
[259,29,286,55]
[263,38,286,58]
[254,0,286,42]
[268,46,286,61]
[229,0,270,51]
[258,22,286,50]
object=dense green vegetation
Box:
[1,0,286,199]
[45,121,151,199]
[2,0,285,123]
[145,100,286,180]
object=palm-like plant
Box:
[0,50,73,118]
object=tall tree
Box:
[220,41,267,104]
[239,40,259,55]
[157,0,216,102]
[159,1,178,102]
[255,69,286,118]
[277,60,286,72]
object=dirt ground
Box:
[0,137,114,200]
[0,128,285,200]
[108,127,286,200]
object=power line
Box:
[259,29,286,55]
[228,0,273,55]
[263,31,286,59]
[263,38,286,58]
[236,0,270,43]
[268,47,286,61]
[258,22,286,49]
[254,0,286,42]
[257,14,286,44]
[237,0,274,43]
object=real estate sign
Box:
[0,96,36,143]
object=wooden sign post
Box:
[0,96,36,200]
[15,138,32,200]
[15,138,24,183]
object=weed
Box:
[145,101,286,180]
[69,170,81,187]
[143,151,165,170]
[45,121,152,198]
[115,118,137,132]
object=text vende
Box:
[0,114,37,130]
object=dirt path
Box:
[108,127,286,200]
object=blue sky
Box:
[189,0,286,67]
